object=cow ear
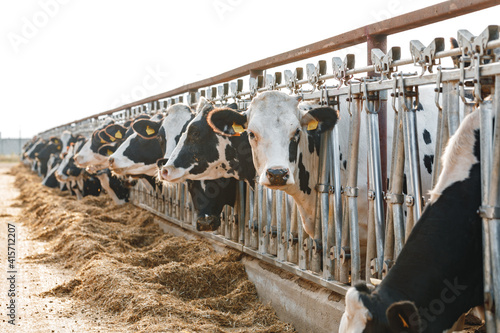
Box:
[97,144,116,157]
[104,124,127,141]
[196,97,213,114]
[386,301,420,333]
[98,129,113,143]
[207,108,247,137]
[300,106,339,134]
[133,119,161,139]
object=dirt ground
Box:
[0,163,126,332]
[0,163,293,333]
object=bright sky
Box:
[1,0,499,138]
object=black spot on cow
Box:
[423,154,434,174]
[298,153,311,195]
[343,160,347,170]
[123,134,164,166]
[289,134,299,163]
[225,144,238,175]
[413,100,424,111]
[83,175,101,197]
[108,171,130,202]
[173,113,219,174]
[339,152,343,161]
[187,178,238,231]
[423,129,432,145]
[307,131,321,156]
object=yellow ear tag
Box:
[146,125,155,135]
[100,138,106,144]
[109,136,116,142]
[107,150,113,156]
[57,145,61,150]
[115,130,122,139]
[398,314,409,328]
[307,119,319,131]
[232,123,245,134]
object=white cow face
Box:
[208,91,338,191]
[161,104,194,160]
[340,285,422,333]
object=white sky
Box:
[1,0,499,138]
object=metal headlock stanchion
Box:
[363,79,385,280]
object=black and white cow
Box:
[161,88,440,240]
[56,138,102,199]
[110,101,239,231]
[338,101,488,333]
[42,154,63,189]
[35,137,63,178]
[24,137,48,172]
[74,117,115,171]
[159,100,256,187]
[162,91,336,236]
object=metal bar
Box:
[402,84,424,223]
[480,94,496,332]
[277,190,286,261]
[446,81,461,137]
[365,87,385,279]
[391,107,406,259]
[40,1,500,134]
[347,97,362,283]
[488,74,500,331]
[330,126,343,280]
[239,181,246,244]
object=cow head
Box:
[74,118,114,169]
[108,118,165,177]
[159,100,255,184]
[207,91,338,190]
[340,284,421,333]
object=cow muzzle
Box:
[266,168,290,186]
[196,215,221,231]
[159,165,185,182]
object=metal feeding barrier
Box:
[37,1,500,331]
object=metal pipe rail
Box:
[38,0,500,136]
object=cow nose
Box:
[157,158,168,168]
[266,168,290,186]
[160,166,169,179]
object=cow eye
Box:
[248,131,256,140]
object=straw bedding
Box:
[13,165,294,332]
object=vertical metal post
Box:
[480,90,496,332]
[391,104,406,259]
[269,190,278,256]
[364,82,385,279]
[367,34,388,201]
[238,181,246,244]
[276,190,287,261]
[330,126,343,280]
[288,200,299,264]
[401,81,424,227]
[258,184,266,253]
[342,95,362,284]
[487,75,500,331]
[445,81,461,137]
